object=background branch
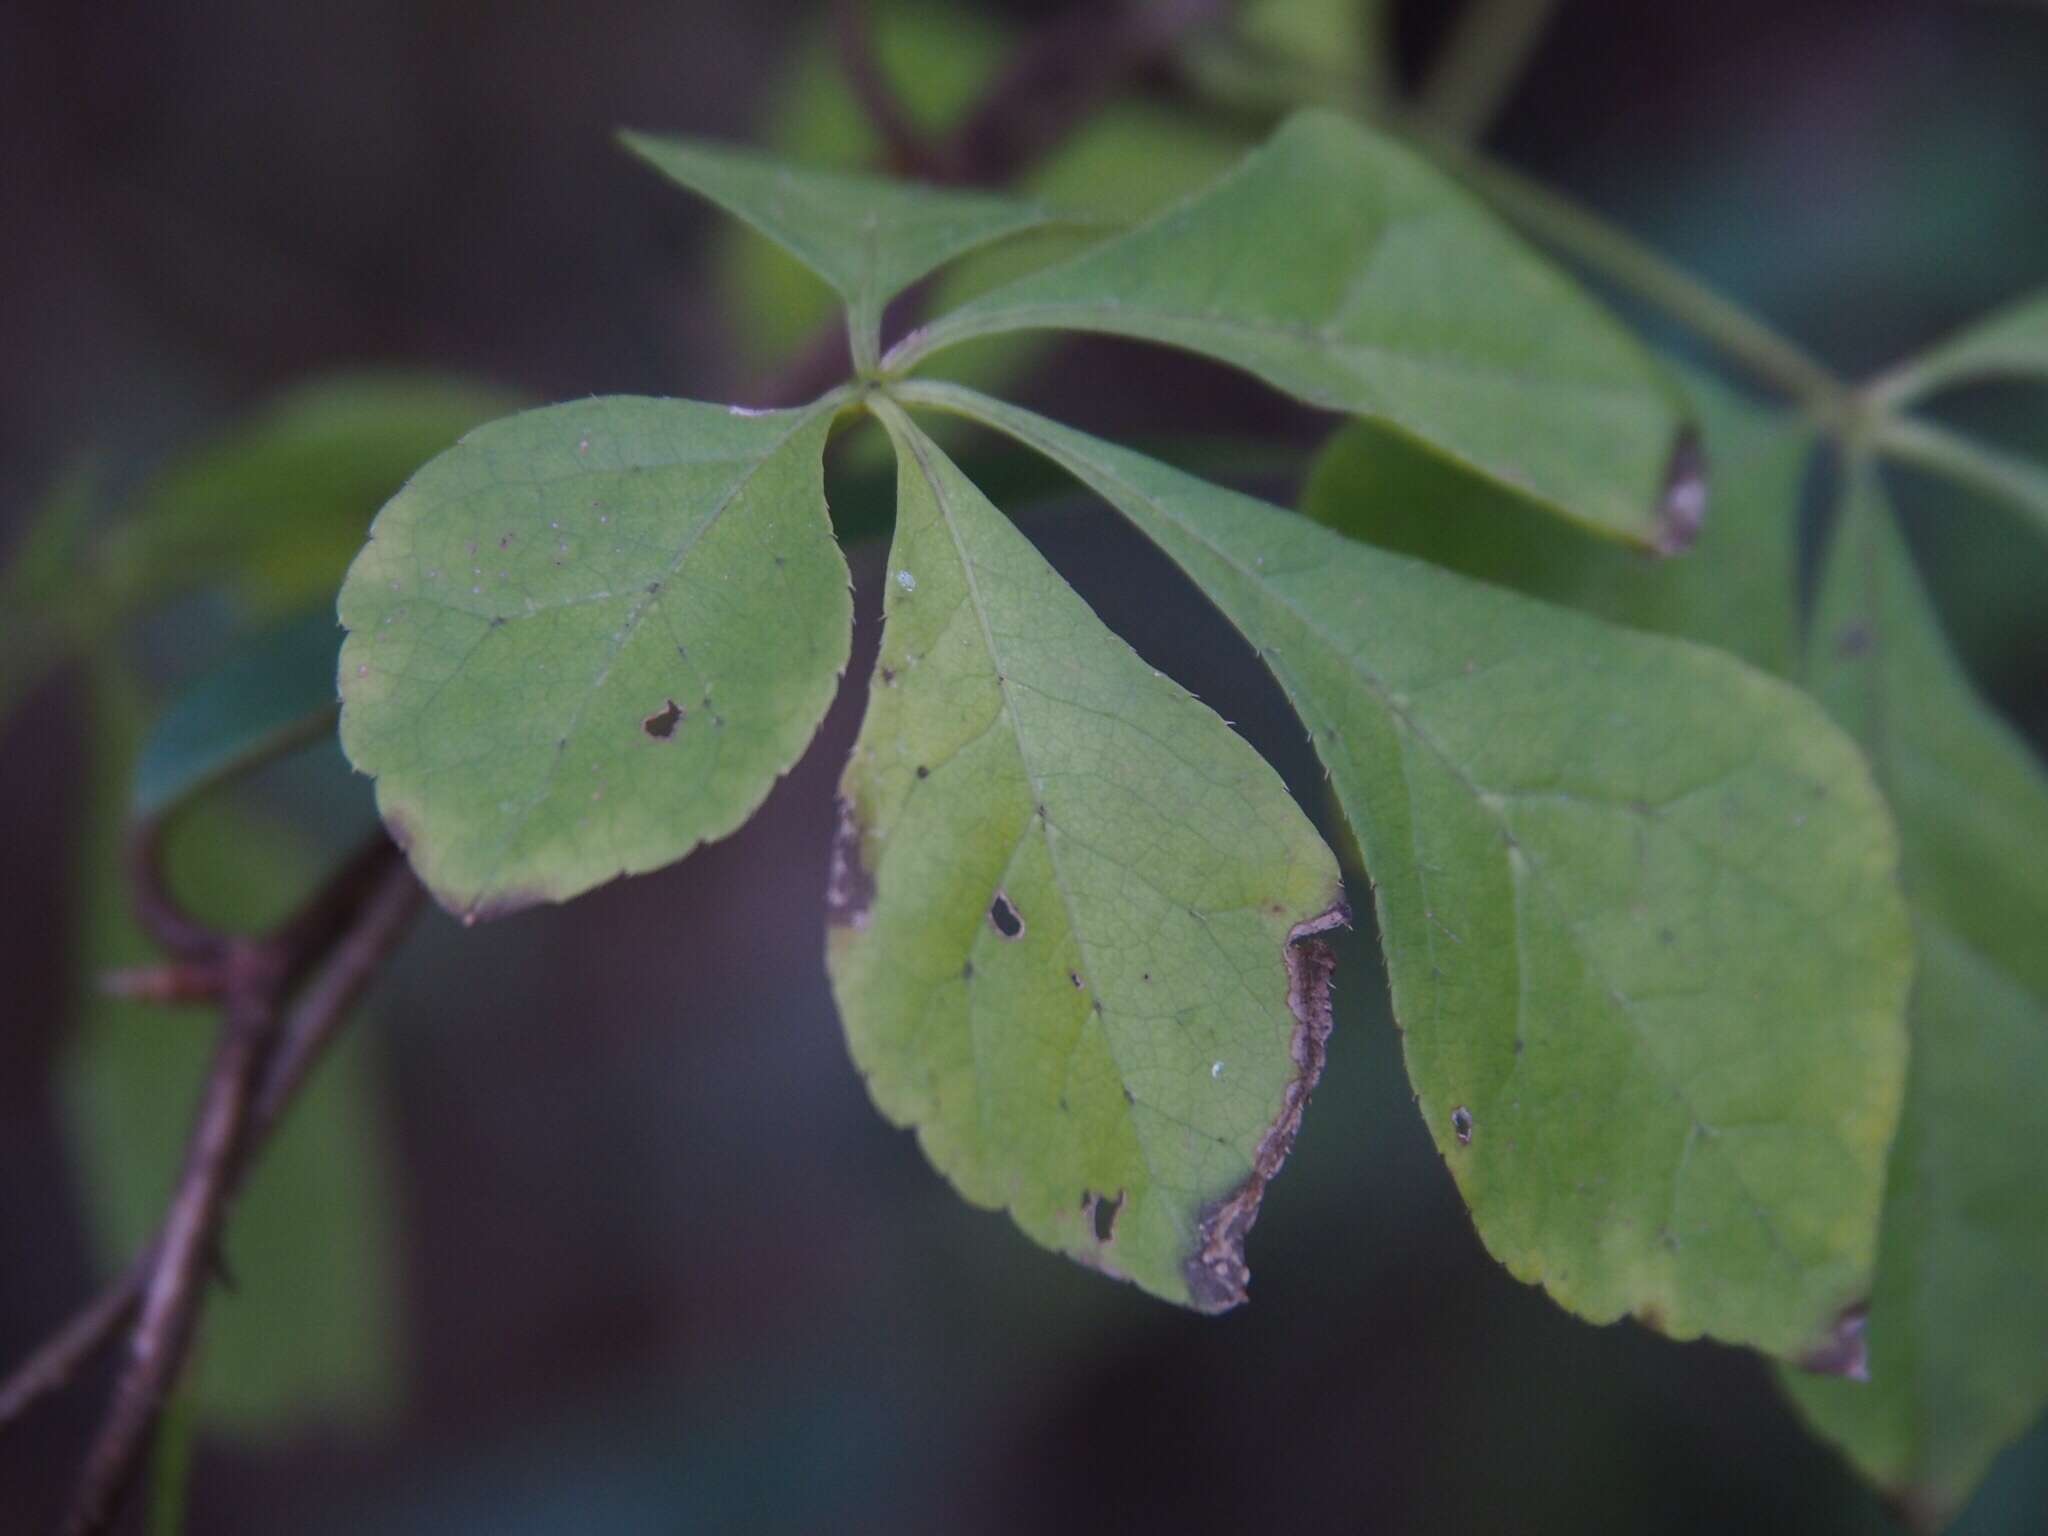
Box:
[0,832,420,1535]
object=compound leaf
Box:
[829,400,1344,1312]
[899,381,1912,1361]
[899,110,1696,548]
[620,129,1069,365]
[1779,472,2048,1529]
[337,394,851,919]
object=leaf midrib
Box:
[879,405,1186,1224]
[933,390,1825,1303]
[468,400,833,903]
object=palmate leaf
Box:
[1302,369,1810,678]
[1780,473,2048,1530]
[891,110,1698,549]
[892,380,1911,1361]
[337,394,851,919]
[829,400,1344,1311]
[620,129,1071,367]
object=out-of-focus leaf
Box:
[148,1383,196,1536]
[2,376,519,728]
[899,381,1912,1362]
[1303,369,1810,676]
[1878,414,2048,551]
[830,401,1344,1311]
[1780,472,2048,1530]
[0,460,110,724]
[65,666,400,1430]
[337,394,852,917]
[114,373,525,617]
[619,131,1069,365]
[1180,0,1391,113]
[1875,286,2048,405]
[133,611,342,821]
[897,112,1697,548]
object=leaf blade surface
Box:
[1779,474,2048,1527]
[898,381,1912,1359]
[900,111,1695,545]
[829,400,1344,1310]
[337,394,851,917]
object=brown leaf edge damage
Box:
[1653,425,1708,556]
[824,795,875,931]
[1185,898,1350,1313]
[1794,1301,1871,1382]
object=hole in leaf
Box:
[642,700,684,739]
[1451,1105,1475,1145]
[989,891,1024,940]
[1086,1190,1123,1244]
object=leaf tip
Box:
[1183,897,1348,1313]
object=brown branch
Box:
[0,1261,147,1433]
[941,0,1230,188]
[66,999,272,1536]
[0,829,422,1533]
[126,821,223,963]
[251,857,422,1139]
[831,0,948,180]
[99,961,223,1005]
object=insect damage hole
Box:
[988,890,1024,940]
[1085,1190,1123,1244]
[642,699,684,739]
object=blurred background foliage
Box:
[2,1,2044,1531]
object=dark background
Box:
[4,1,2047,1531]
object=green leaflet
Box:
[829,400,1344,1312]
[336,394,851,919]
[68,666,398,1430]
[619,129,1069,368]
[892,110,1696,548]
[894,380,1911,1361]
[709,0,1253,391]
[1874,286,2048,405]
[1780,474,2048,1529]
[706,0,1011,363]
[1302,369,1809,677]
